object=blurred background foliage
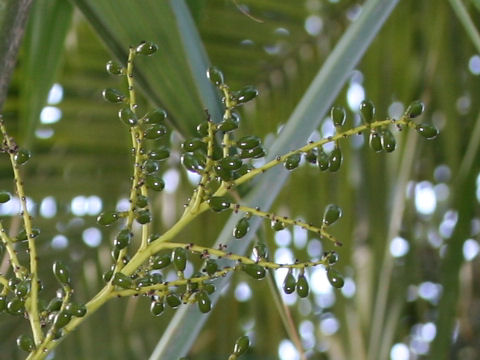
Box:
[1,0,480,359]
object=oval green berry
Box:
[296,274,309,298]
[47,297,62,312]
[136,194,148,208]
[283,270,296,294]
[205,259,218,275]
[150,273,163,284]
[166,293,182,308]
[112,273,133,289]
[196,290,211,313]
[15,280,31,298]
[16,227,40,242]
[16,334,35,352]
[182,138,204,152]
[65,302,87,317]
[284,153,301,170]
[271,220,285,231]
[150,300,164,316]
[406,100,424,118]
[148,147,170,161]
[233,335,250,356]
[208,196,231,212]
[328,147,342,172]
[15,148,31,165]
[136,41,158,55]
[416,123,438,140]
[172,247,187,272]
[204,283,216,295]
[7,298,24,315]
[145,174,165,191]
[151,254,171,269]
[118,107,137,127]
[323,204,342,226]
[0,295,6,312]
[235,85,258,104]
[114,229,132,250]
[325,251,339,265]
[305,149,317,164]
[144,124,167,139]
[369,131,383,152]
[243,263,265,280]
[381,129,396,153]
[97,211,119,226]
[331,106,346,127]
[220,155,242,171]
[0,191,10,203]
[360,99,375,124]
[103,269,113,282]
[327,267,345,288]
[53,261,71,285]
[106,60,123,75]
[54,311,72,329]
[317,149,329,171]
[218,113,240,132]
[253,243,268,260]
[135,209,151,224]
[143,108,167,124]
[233,217,250,239]
[207,66,224,86]
[239,146,266,159]
[181,153,203,173]
[237,136,261,150]
[102,88,125,103]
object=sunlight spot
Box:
[390,343,410,360]
[341,277,356,298]
[116,197,130,212]
[47,83,64,104]
[293,226,308,249]
[347,83,365,111]
[390,236,409,257]
[40,106,62,124]
[40,196,57,218]
[35,128,54,139]
[51,235,68,249]
[418,281,442,304]
[311,268,332,294]
[278,339,299,360]
[82,227,102,247]
[468,55,480,75]
[463,239,480,261]
[275,229,291,247]
[415,181,436,215]
[320,314,339,335]
[163,168,180,194]
[388,101,404,119]
[304,15,323,36]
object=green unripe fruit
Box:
[235,85,258,104]
[16,334,35,352]
[218,113,240,132]
[369,131,383,152]
[233,217,250,239]
[148,233,161,243]
[253,243,268,260]
[135,209,151,224]
[15,148,31,165]
[296,274,309,298]
[148,147,170,161]
[196,122,209,136]
[305,149,317,164]
[381,129,396,153]
[284,153,301,170]
[416,124,438,140]
[360,99,375,124]
[15,280,31,298]
[135,276,152,288]
[181,153,203,173]
[112,273,133,289]
[207,66,224,86]
[323,204,342,226]
[114,229,132,250]
[54,311,71,329]
[271,220,285,231]
[53,261,71,285]
[172,247,187,272]
[150,273,163,283]
[328,147,342,172]
[283,270,296,294]
[7,298,24,315]
[317,149,329,171]
[46,297,62,312]
[240,146,266,159]
[204,283,216,294]
[150,300,164,316]
[0,295,6,312]
[196,290,211,313]
[118,107,137,127]
[0,191,10,203]
[145,174,165,191]
[208,196,231,212]
[102,88,125,103]
[143,108,167,124]
[237,136,261,150]
[97,211,119,226]
[65,302,87,317]
[136,194,148,208]
[214,164,234,182]
[331,106,346,127]
[136,41,158,55]
[182,138,204,152]
[205,259,218,275]
[243,263,265,279]
[151,254,171,269]
[327,267,345,288]
[325,251,339,265]
[106,60,123,75]
[233,335,250,356]
[406,100,424,118]
[103,269,113,282]
[166,293,182,308]
[144,124,167,139]
[220,155,242,170]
